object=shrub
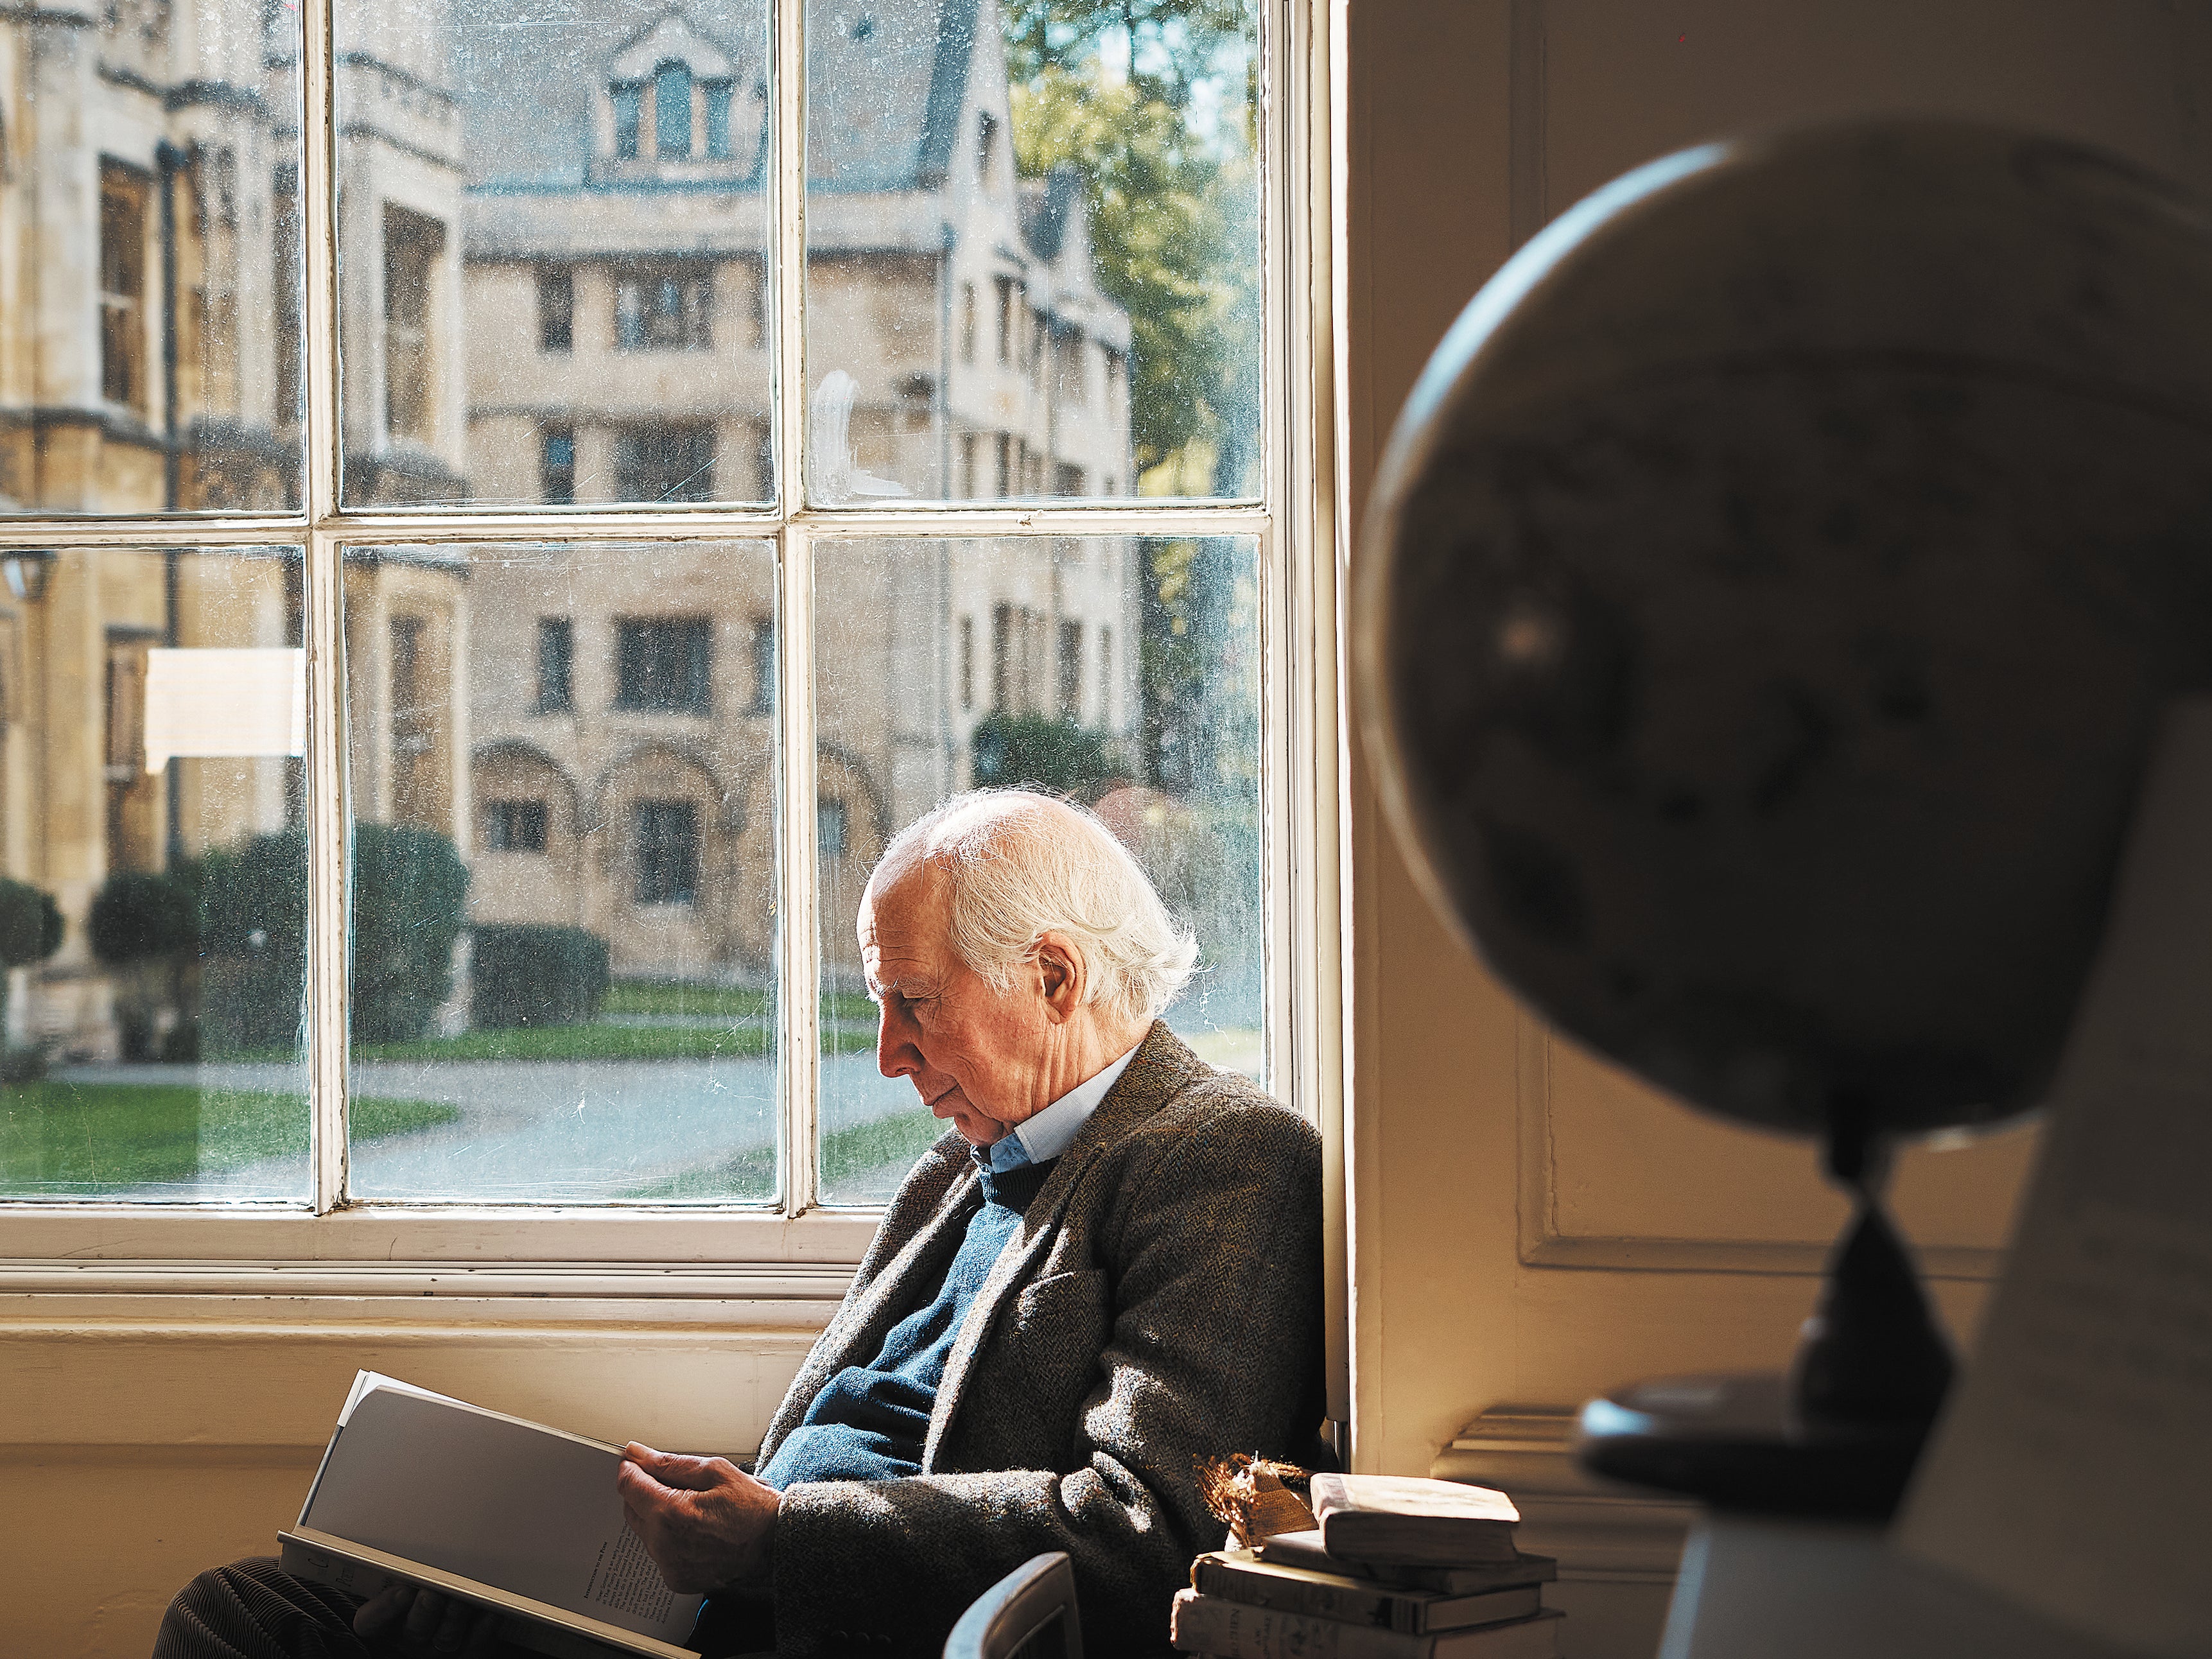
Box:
[198,832,309,1054]
[471,925,610,1030]
[0,876,62,1080]
[969,713,1122,797]
[0,878,63,969]
[351,824,471,1043]
[88,868,203,966]
[196,822,470,1050]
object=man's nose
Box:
[876,1003,919,1079]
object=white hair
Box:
[875,788,1198,1025]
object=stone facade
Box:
[4,0,1136,1048]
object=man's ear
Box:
[1034,932,1084,1022]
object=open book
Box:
[279,1372,704,1659]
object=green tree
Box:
[1006,3,1258,492]
[970,711,1126,797]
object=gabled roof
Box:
[457,0,983,195]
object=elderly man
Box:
[153,789,1325,1658]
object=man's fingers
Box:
[622,1442,729,1491]
[353,1585,415,1638]
[464,1606,502,1659]
[403,1588,449,1645]
[431,1595,474,1655]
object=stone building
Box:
[1,0,1140,1049]
[449,0,1140,982]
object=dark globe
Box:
[1359,121,2212,1140]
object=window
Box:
[1,0,1314,1253]
[483,799,548,852]
[1054,462,1083,496]
[749,616,775,714]
[100,162,150,410]
[614,424,715,501]
[537,268,573,351]
[704,81,734,159]
[634,800,700,905]
[615,616,712,713]
[383,205,443,444]
[612,83,643,159]
[976,110,997,187]
[655,61,693,158]
[1058,620,1083,717]
[274,164,300,427]
[540,424,575,504]
[991,602,1011,713]
[615,267,711,351]
[536,618,574,713]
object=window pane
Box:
[805,0,1259,504]
[343,541,780,1204]
[0,546,309,1202]
[337,1,774,508]
[0,3,306,515]
[814,536,1263,1204]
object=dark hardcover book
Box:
[1194,1550,1544,1635]
[1258,1532,1557,1595]
[1172,1592,1563,1659]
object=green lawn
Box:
[617,1109,948,1202]
[601,981,877,1025]
[0,1084,457,1190]
[345,1021,873,1064]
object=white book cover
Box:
[295,1371,702,1648]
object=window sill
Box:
[0,1203,882,1269]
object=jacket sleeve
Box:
[766,1102,1327,1658]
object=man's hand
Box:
[353,1585,501,1656]
[618,1442,781,1595]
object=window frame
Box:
[0,0,1345,1291]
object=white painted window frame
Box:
[0,0,1345,1303]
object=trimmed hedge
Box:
[196,823,470,1052]
[89,869,202,966]
[471,925,610,1030]
[0,878,63,969]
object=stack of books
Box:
[1172,1474,1563,1658]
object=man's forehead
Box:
[859,857,948,974]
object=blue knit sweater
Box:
[756,1157,1055,1487]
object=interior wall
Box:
[1343,0,2212,1511]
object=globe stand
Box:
[1574,1133,1955,1518]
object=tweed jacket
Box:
[759,1021,1326,1658]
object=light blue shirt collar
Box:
[980,1041,1143,1174]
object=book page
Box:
[1896,699,2212,1656]
[300,1375,701,1644]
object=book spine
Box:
[1193,1561,1416,1633]
[1171,1591,1431,1659]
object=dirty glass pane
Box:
[0,546,309,1201]
[343,541,780,1203]
[0,2,306,516]
[335,0,775,508]
[805,0,1260,505]
[813,535,1262,1204]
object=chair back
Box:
[943,1551,1083,1659]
